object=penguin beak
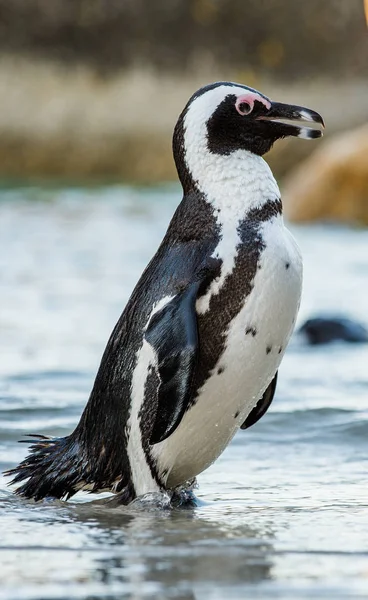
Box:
[256,101,325,139]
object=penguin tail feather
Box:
[4,434,87,501]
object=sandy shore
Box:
[0,55,367,182]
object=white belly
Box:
[154,218,303,487]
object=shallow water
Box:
[0,184,368,600]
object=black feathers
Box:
[241,372,278,430]
[145,283,200,444]
[5,435,84,501]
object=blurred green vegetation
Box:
[0,0,366,78]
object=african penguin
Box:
[6,82,324,503]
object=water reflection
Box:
[0,486,277,599]
[70,499,275,599]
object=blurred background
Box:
[0,0,366,207]
[1,2,368,600]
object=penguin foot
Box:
[170,478,201,508]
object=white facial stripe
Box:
[183,85,280,214]
[190,84,247,124]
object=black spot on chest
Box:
[246,326,257,337]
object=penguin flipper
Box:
[145,282,200,445]
[240,371,278,430]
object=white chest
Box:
[155,216,302,487]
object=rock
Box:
[282,124,368,225]
[298,316,368,345]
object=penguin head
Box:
[173,81,324,192]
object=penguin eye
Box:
[237,101,252,116]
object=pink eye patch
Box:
[235,92,271,116]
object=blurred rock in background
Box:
[283,125,368,225]
[0,0,367,202]
[298,316,368,345]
